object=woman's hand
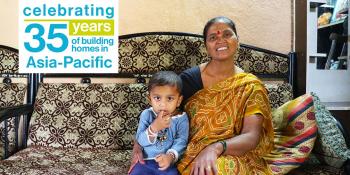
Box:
[190,143,222,175]
[128,141,144,174]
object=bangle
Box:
[167,152,176,163]
[148,125,157,136]
[219,140,227,155]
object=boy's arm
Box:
[136,110,158,147]
[166,114,189,162]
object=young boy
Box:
[129,71,189,175]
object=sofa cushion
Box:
[28,83,148,149]
[264,94,317,174]
[235,47,289,75]
[0,83,26,107]
[265,83,293,109]
[119,34,208,74]
[0,146,131,174]
[311,92,350,168]
[0,46,19,73]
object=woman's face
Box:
[205,22,238,61]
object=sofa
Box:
[0,32,348,174]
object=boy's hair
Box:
[148,71,183,94]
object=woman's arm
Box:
[190,114,263,175]
[213,114,263,156]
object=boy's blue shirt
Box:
[136,107,189,162]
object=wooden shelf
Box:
[319,4,334,8]
[318,19,345,29]
[309,53,327,57]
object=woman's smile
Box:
[216,46,228,51]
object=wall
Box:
[0,0,19,48]
[0,0,292,53]
[120,0,293,53]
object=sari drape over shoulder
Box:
[177,73,274,175]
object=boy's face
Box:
[148,85,183,116]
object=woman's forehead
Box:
[207,22,233,33]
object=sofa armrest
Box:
[0,104,33,123]
[0,104,33,159]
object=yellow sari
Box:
[177,73,274,175]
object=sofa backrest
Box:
[265,83,293,109]
[0,45,19,74]
[27,83,148,149]
[119,32,294,109]
[26,79,292,151]
[119,32,293,84]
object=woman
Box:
[131,16,274,175]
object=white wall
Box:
[120,0,293,53]
[0,0,293,53]
[0,0,19,48]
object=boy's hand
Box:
[151,111,171,132]
[155,153,174,171]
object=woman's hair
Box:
[203,16,238,44]
[148,71,183,94]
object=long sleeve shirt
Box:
[136,107,189,162]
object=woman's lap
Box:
[179,155,272,175]
[216,155,272,175]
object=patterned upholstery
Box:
[236,47,289,75]
[0,146,131,174]
[0,84,27,108]
[0,83,147,174]
[119,33,290,77]
[28,83,148,149]
[0,46,19,74]
[0,83,27,157]
[265,83,293,109]
[119,34,208,74]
